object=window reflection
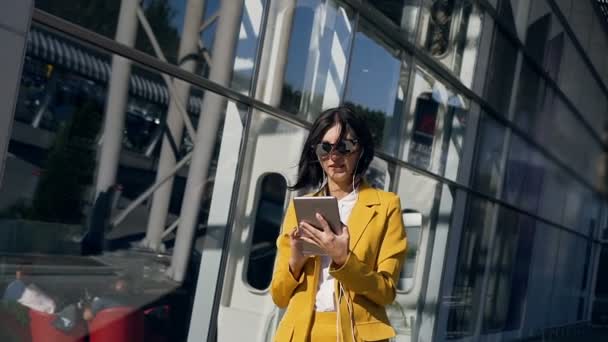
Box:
[472,114,505,197]
[280,0,355,118]
[417,0,482,87]
[402,67,469,179]
[483,28,517,115]
[246,173,287,290]
[398,209,422,292]
[446,197,494,339]
[343,20,409,155]
[424,0,455,57]
[368,0,422,41]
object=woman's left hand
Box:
[298,213,350,266]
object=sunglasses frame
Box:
[312,139,359,158]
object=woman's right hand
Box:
[288,227,307,279]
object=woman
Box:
[270,106,407,342]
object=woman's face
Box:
[316,123,361,187]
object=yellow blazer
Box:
[270,182,407,342]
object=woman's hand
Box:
[298,213,350,267]
[288,227,307,279]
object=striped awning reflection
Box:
[25,28,203,114]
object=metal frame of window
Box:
[30,0,603,258]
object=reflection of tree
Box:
[36,0,180,64]
[36,0,121,38]
[343,102,385,148]
[279,84,303,115]
[136,0,180,64]
[31,101,103,224]
[278,85,386,146]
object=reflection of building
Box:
[1,0,608,341]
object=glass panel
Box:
[416,0,483,87]
[393,168,439,293]
[524,222,560,333]
[343,20,410,155]
[390,164,443,339]
[446,196,494,339]
[279,0,355,117]
[368,0,421,41]
[400,66,470,179]
[483,28,518,116]
[3,24,246,340]
[399,210,422,292]
[523,0,566,80]
[36,0,266,95]
[35,0,124,39]
[501,134,544,215]
[231,0,268,95]
[471,113,506,197]
[512,61,548,136]
[246,173,287,290]
[481,207,535,332]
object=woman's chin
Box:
[328,172,352,184]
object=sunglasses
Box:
[313,139,359,158]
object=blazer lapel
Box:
[346,182,380,250]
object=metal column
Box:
[141,0,206,252]
[95,0,139,195]
[167,0,244,282]
[254,0,296,105]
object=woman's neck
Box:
[326,179,357,200]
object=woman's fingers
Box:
[299,221,323,239]
[298,235,320,247]
[314,213,332,233]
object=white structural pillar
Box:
[254,0,296,105]
[95,0,139,195]
[168,0,244,282]
[141,0,206,252]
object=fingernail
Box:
[316,213,321,219]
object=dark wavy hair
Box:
[290,105,375,191]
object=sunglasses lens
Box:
[315,143,331,157]
[314,140,357,157]
[339,140,357,154]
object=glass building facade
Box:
[0,0,607,341]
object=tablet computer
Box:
[293,196,341,255]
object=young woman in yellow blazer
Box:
[270,106,407,342]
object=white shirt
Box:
[315,189,358,312]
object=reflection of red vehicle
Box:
[29,309,87,342]
[88,307,144,342]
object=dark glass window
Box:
[446,197,494,339]
[471,113,505,197]
[483,29,518,116]
[246,173,287,290]
[343,20,407,155]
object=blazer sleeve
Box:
[329,194,407,306]
[270,201,306,308]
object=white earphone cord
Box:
[337,150,362,342]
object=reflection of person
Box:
[270,106,407,342]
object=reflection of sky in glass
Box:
[345,32,401,114]
[167,0,403,115]
[284,7,316,93]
